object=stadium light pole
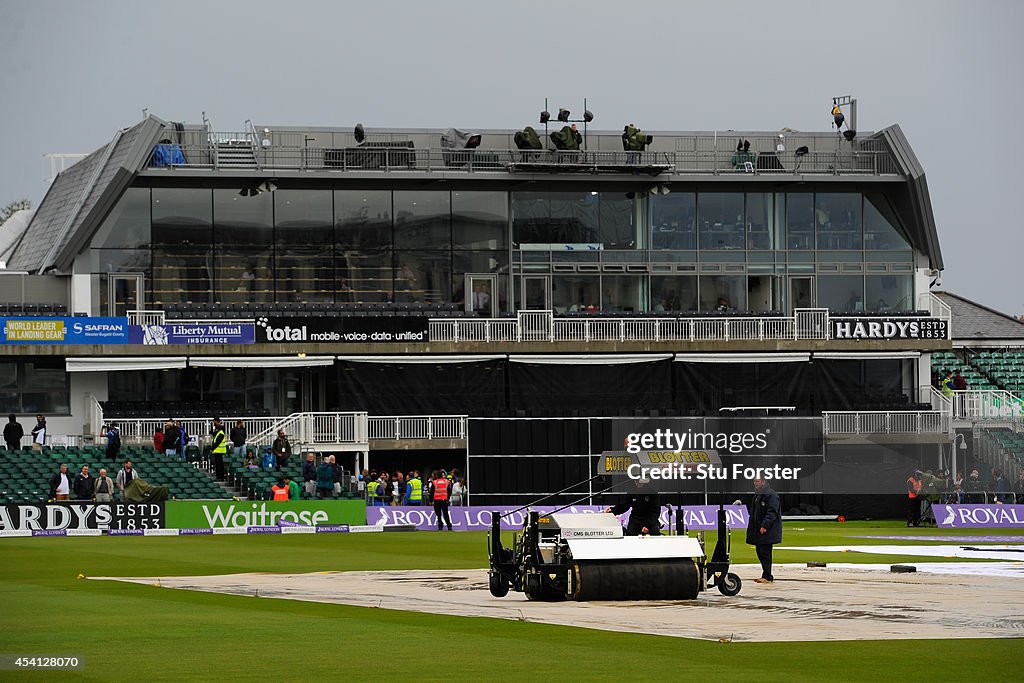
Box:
[539,97,595,150]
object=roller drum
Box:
[572,559,700,601]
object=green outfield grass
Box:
[1,521,1020,682]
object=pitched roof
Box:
[0,209,34,262]
[6,116,165,273]
[936,291,1024,342]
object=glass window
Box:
[598,193,637,249]
[452,191,508,249]
[552,274,600,313]
[152,253,212,304]
[698,275,746,311]
[650,276,698,312]
[0,393,17,414]
[153,189,212,303]
[865,275,913,312]
[817,275,864,312]
[815,192,862,249]
[152,188,212,246]
[698,193,744,250]
[202,368,247,408]
[745,193,774,249]
[214,248,274,304]
[91,187,151,249]
[335,190,392,251]
[86,249,151,274]
[601,275,642,312]
[0,363,17,389]
[786,193,813,250]
[275,190,333,246]
[337,248,391,303]
[276,249,335,303]
[393,251,451,304]
[2,360,69,415]
[394,191,450,249]
[214,189,272,246]
[651,193,696,250]
[512,192,600,245]
[511,192,549,245]
[245,368,279,415]
[550,192,599,244]
[864,193,910,250]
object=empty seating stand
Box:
[0,303,69,317]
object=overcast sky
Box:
[1,0,1021,315]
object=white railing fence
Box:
[822,410,950,435]
[952,390,1024,421]
[429,308,946,344]
[367,416,467,440]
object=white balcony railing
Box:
[952,390,1024,421]
[430,308,948,344]
[822,410,950,436]
[367,416,467,440]
[96,405,467,447]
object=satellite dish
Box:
[354,123,365,144]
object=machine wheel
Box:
[716,572,742,597]
[524,576,564,602]
[489,572,510,598]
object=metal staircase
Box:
[213,140,258,168]
[203,112,260,169]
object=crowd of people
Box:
[47,458,137,502]
[906,467,1024,526]
[359,468,466,506]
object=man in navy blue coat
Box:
[746,477,782,583]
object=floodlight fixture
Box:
[583,110,594,123]
[557,108,571,123]
[539,110,550,124]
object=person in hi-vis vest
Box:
[271,478,290,501]
[405,471,423,506]
[431,470,452,531]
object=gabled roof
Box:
[7,116,166,273]
[0,209,34,262]
[936,291,1024,343]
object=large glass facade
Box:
[100,185,916,313]
[0,359,69,415]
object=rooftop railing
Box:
[148,142,900,177]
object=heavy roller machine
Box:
[487,505,742,601]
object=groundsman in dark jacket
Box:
[746,478,782,582]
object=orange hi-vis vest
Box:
[906,476,921,499]
[433,477,449,501]
[272,484,289,501]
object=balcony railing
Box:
[430,308,949,344]
[147,144,900,177]
[952,390,1024,421]
[97,406,467,447]
[822,410,950,435]
[367,415,467,440]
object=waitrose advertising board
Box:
[165,500,365,529]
